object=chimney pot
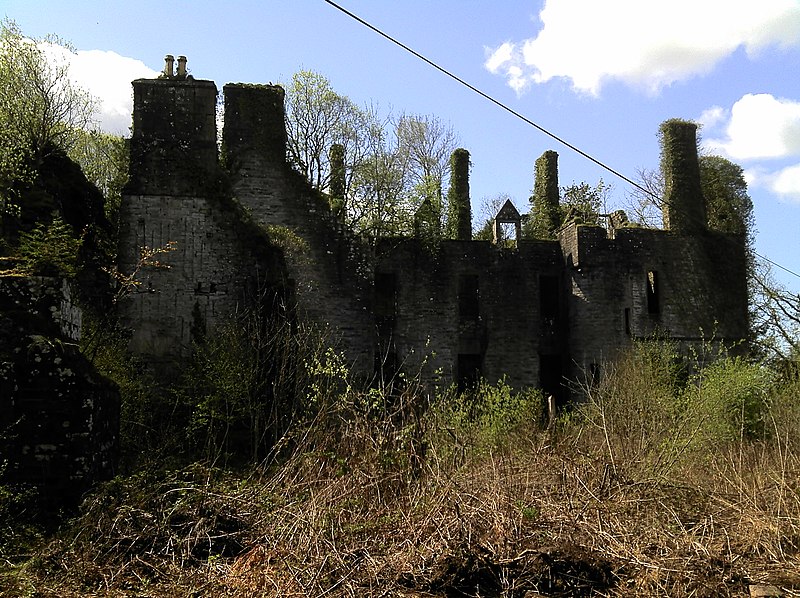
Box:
[163,54,174,78]
[177,55,187,78]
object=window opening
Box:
[540,275,560,324]
[457,353,482,393]
[375,272,397,317]
[459,274,480,322]
[646,270,660,314]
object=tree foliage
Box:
[0,19,94,177]
[1,19,99,247]
[68,129,129,227]
[283,70,459,239]
[560,180,610,227]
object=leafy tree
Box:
[348,112,410,238]
[16,215,82,277]
[700,155,753,237]
[560,179,610,226]
[284,70,364,192]
[284,70,460,240]
[68,130,129,228]
[0,19,96,244]
[396,112,458,226]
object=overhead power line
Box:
[321,0,800,281]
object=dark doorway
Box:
[539,353,564,402]
[457,353,482,393]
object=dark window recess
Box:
[459,274,480,322]
[375,272,397,317]
[624,308,631,335]
[540,275,560,323]
[539,354,564,402]
[376,316,395,340]
[457,354,482,393]
[646,270,660,314]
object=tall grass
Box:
[3,339,800,597]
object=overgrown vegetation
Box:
[3,19,800,597]
[3,337,800,596]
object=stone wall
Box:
[119,76,288,370]
[0,275,119,507]
[118,67,749,403]
[222,83,374,371]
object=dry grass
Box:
[4,426,800,597]
[4,348,800,597]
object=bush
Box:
[428,378,543,460]
[691,356,772,443]
[16,215,82,277]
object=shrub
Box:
[428,378,543,459]
[16,215,82,277]
[691,356,772,443]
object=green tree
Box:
[284,70,460,240]
[0,19,96,242]
[560,179,610,226]
[68,129,129,228]
[348,113,410,238]
[284,70,365,192]
[700,155,753,237]
[396,112,458,229]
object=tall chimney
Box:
[177,55,187,78]
[162,54,174,78]
[660,119,706,234]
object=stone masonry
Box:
[118,61,749,403]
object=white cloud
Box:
[700,95,800,201]
[704,94,800,161]
[40,42,159,135]
[485,0,800,96]
[768,163,800,201]
[698,106,727,131]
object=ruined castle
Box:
[0,57,750,508]
[118,58,749,402]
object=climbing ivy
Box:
[445,148,471,240]
[525,150,561,239]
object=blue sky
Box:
[5,0,800,291]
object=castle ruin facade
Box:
[118,61,749,402]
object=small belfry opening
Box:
[492,199,522,246]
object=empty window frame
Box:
[539,353,564,402]
[540,275,560,323]
[458,274,480,322]
[456,353,482,393]
[646,270,660,314]
[375,272,397,317]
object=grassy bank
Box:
[3,341,800,597]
